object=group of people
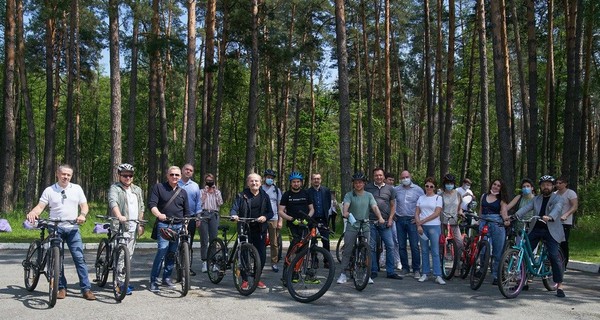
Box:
[25,163,577,300]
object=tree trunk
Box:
[543,0,555,174]
[425,0,434,178]
[477,0,490,196]
[201,0,216,175]
[245,0,260,176]
[582,1,595,180]
[435,0,443,179]
[461,25,478,181]
[41,0,57,191]
[384,0,391,172]
[212,0,229,180]
[441,0,455,178]
[109,0,121,183]
[147,0,160,188]
[360,0,374,173]
[65,0,80,182]
[1,0,17,212]
[184,0,198,165]
[335,0,352,196]
[127,2,139,164]
[526,0,538,179]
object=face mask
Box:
[445,184,455,191]
[463,184,470,190]
[401,178,411,186]
[521,187,532,195]
[490,191,499,195]
[206,181,215,187]
[265,178,274,186]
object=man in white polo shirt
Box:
[26,164,96,301]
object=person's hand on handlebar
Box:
[230,215,239,222]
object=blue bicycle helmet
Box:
[289,171,303,181]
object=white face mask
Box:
[463,184,470,190]
[401,178,411,186]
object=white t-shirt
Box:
[556,189,577,225]
[40,183,87,228]
[456,186,474,211]
[126,188,139,231]
[417,194,443,226]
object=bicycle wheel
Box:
[352,242,371,291]
[441,239,459,280]
[207,238,227,284]
[112,244,130,302]
[286,246,335,303]
[94,239,110,287]
[498,248,525,298]
[469,239,490,290]
[179,241,191,296]
[233,243,261,296]
[335,232,345,263]
[542,247,564,291]
[23,240,42,291]
[459,237,471,279]
[48,246,60,308]
[282,243,302,287]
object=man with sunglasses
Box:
[148,166,191,292]
[108,163,145,295]
[26,164,96,301]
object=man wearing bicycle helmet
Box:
[337,172,385,284]
[279,172,314,251]
[108,163,145,295]
[514,175,566,297]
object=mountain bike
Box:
[281,212,335,303]
[93,216,146,301]
[344,219,372,291]
[23,218,76,308]
[335,217,348,263]
[498,216,565,298]
[206,216,262,296]
[439,212,461,280]
[463,213,495,290]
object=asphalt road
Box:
[1,248,598,320]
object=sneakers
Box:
[371,272,378,279]
[413,271,421,279]
[337,273,348,284]
[387,273,403,280]
[57,289,67,299]
[257,281,267,289]
[396,262,403,270]
[291,272,300,283]
[272,264,279,272]
[368,277,374,284]
[435,276,446,285]
[241,281,249,290]
[556,288,565,298]
[190,269,197,276]
[83,290,96,301]
[149,282,160,292]
[304,277,321,284]
[162,278,176,289]
[201,261,208,273]
[399,269,410,276]
[126,285,133,295]
[418,274,428,282]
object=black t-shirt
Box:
[280,189,312,225]
[535,196,551,230]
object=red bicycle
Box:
[463,213,492,290]
[439,212,460,280]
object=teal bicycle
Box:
[498,216,564,298]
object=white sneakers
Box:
[337,273,348,284]
[201,261,208,273]
[435,276,446,285]
[418,274,428,282]
[368,277,374,284]
[413,271,421,279]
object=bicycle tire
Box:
[352,242,371,291]
[441,239,459,280]
[542,247,564,291]
[207,238,227,284]
[233,243,261,296]
[459,237,472,279]
[48,246,60,308]
[112,244,130,302]
[498,248,525,298]
[469,239,490,290]
[277,233,283,262]
[94,239,110,287]
[179,241,191,296]
[286,245,335,303]
[24,240,42,291]
[335,232,344,263]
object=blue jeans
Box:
[370,223,396,275]
[529,227,563,284]
[396,216,421,272]
[57,227,92,293]
[420,225,442,276]
[150,222,181,283]
[479,214,505,280]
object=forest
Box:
[0,0,597,214]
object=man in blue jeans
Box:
[27,164,96,301]
[365,168,403,281]
[148,166,191,292]
[394,170,424,279]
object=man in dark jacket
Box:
[307,173,332,255]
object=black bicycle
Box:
[206,216,262,296]
[23,218,76,308]
[93,216,146,301]
[342,219,371,291]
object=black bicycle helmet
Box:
[443,174,456,184]
[352,172,367,182]
[264,169,276,177]
[538,175,555,185]
[117,163,134,173]
[289,171,303,181]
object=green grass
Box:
[569,214,600,263]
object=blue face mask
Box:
[265,178,274,186]
[522,187,532,195]
[445,184,455,191]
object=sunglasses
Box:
[169,173,181,177]
[425,185,435,189]
[120,174,133,178]
[61,190,67,204]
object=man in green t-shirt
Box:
[336,172,385,284]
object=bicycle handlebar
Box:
[464,213,503,225]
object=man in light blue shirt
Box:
[394,170,424,279]
[178,163,202,275]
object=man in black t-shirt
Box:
[278,172,314,250]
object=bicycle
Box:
[281,212,335,303]
[335,217,348,263]
[340,219,372,291]
[498,216,565,298]
[206,216,262,296]
[93,215,146,301]
[439,212,461,280]
[23,218,76,308]
[463,213,497,290]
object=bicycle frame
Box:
[510,219,553,278]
